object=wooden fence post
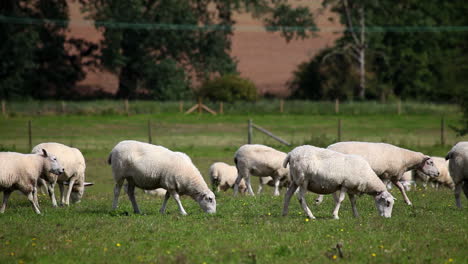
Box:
[61,101,66,114]
[441,116,445,146]
[148,120,152,144]
[397,99,401,115]
[28,120,32,151]
[124,99,129,115]
[280,99,284,113]
[337,118,342,142]
[2,100,6,116]
[179,101,183,113]
[335,98,340,114]
[248,119,253,144]
[219,102,224,114]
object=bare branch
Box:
[343,0,360,45]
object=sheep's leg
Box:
[33,186,40,210]
[233,174,245,196]
[273,177,281,196]
[348,193,359,218]
[27,192,41,214]
[171,192,188,216]
[332,187,347,219]
[257,181,264,194]
[112,179,124,210]
[454,183,462,209]
[282,182,298,216]
[159,191,171,214]
[0,191,12,213]
[462,181,468,201]
[64,178,76,206]
[315,194,324,205]
[126,180,141,214]
[58,182,65,206]
[393,179,412,206]
[297,183,315,219]
[244,176,254,196]
[47,181,58,207]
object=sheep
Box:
[257,176,290,194]
[108,140,216,215]
[233,144,289,196]
[413,157,454,190]
[144,189,167,197]
[327,141,439,206]
[32,143,92,207]
[209,162,247,193]
[445,142,468,208]
[0,150,64,214]
[282,145,395,219]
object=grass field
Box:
[0,107,467,264]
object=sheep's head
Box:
[418,156,439,178]
[68,181,93,203]
[41,149,64,176]
[197,191,216,214]
[374,191,395,218]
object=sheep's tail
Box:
[283,153,291,168]
[445,150,454,160]
[107,152,112,165]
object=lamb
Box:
[0,150,64,214]
[327,141,439,206]
[233,144,290,196]
[32,142,92,207]
[414,157,454,190]
[282,145,395,219]
[108,140,216,215]
[445,142,468,208]
[257,176,290,194]
[209,162,247,193]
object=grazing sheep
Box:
[0,150,64,214]
[32,143,92,207]
[414,157,454,190]
[209,162,247,193]
[257,176,290,194]
[445,142,468,208]
[282,145,395,219]
[327,141,439,206]
[233,144,289,196]
[109,140,216,215]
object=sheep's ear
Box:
[84,182,94,187]
[422,156,431,162]
[42,149,48,157]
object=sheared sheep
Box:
[233,144,289,196]
[0,150,64,214]
[282,145,395,219]
[108,140,216,215]
[32,142,92,207]
[445,142,468,208]
[209,162,247,193]
[327,141,439,206]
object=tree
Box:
[81,0,274,100]
[0,0,97,99]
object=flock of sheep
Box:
[0,140,467,219]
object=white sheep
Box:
[445,142,468,208]
[257,176,290,194]
[32,142,91,207]
[209,162,247,193]
[282,145,395,219]
[327,141,439,206]
[0,150,64,214]
[108,140,216,215]
[233,144,289,196]
[413,157,454,190]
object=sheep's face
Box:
[42,149,64,176]
[419,157,439,178]
[198,191,216,214]
[374,191,395,218]
[70,185,84,203]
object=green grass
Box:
[0,111,467,263]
